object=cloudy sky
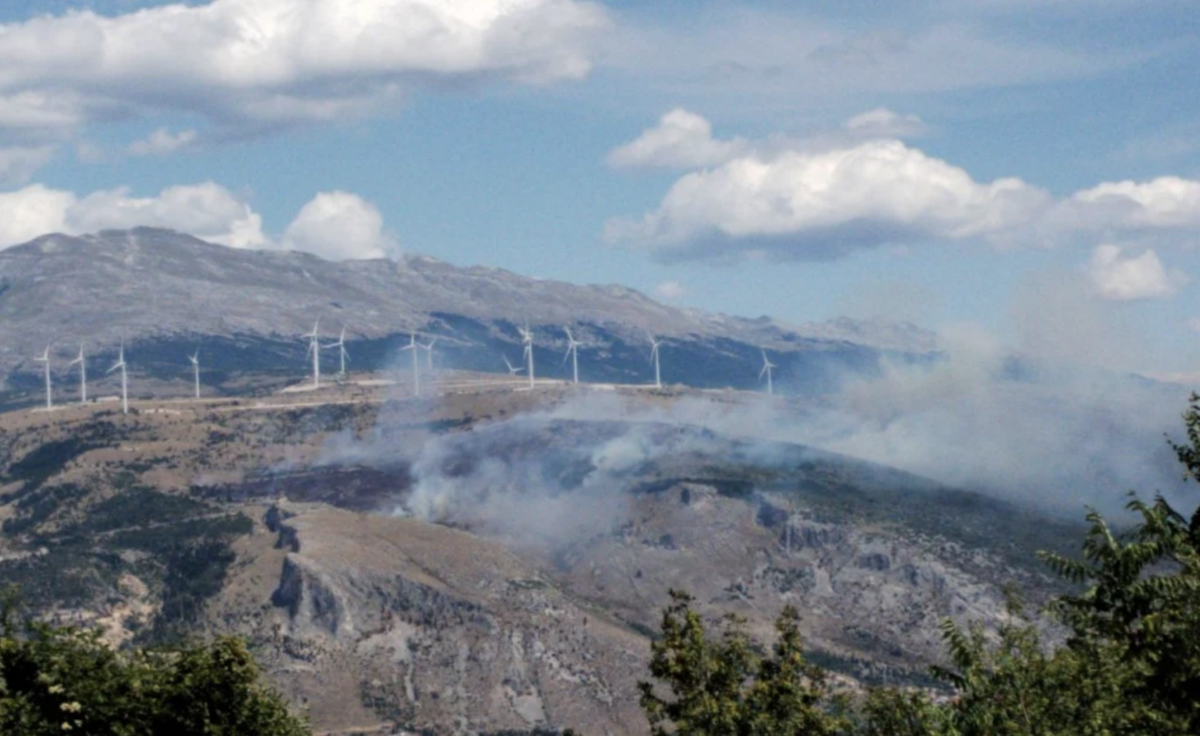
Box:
[0,0,1198,375]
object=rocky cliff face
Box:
[213,503,650,735]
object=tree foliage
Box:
[0,592,309,736]
[639,590,847,736]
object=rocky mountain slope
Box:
[0,228,936,399]
[0,382,1081,734]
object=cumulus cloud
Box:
[608,111,1200,262]
[607,137,1048,259]
[282,191,398,260]
[653,280,688,299]
[0,182,406,260]
[843,107,928,139]
[606,108,747,169]
[0,181,266,249]
[0,0,609,141]
[1085,245,1187,301]
[0,184,76,248]
[128,128,198,157]
[1058,177,1200,231]
[69,183,267,248]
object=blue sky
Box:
[1,0,1199,376]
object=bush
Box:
[0,591,310,736]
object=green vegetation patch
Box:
[1,437,104,498]
[68,487,217,536]
[0,549,124,610]
[1,482,88,536]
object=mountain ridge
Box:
[0,228,937,394]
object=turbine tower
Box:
[401,333,421,396]
[325,327,349,376]
[189,350,201,399]
[34,346,52,410]
[562,327,581,385]
[107,344,128,415]
[648,332,662,389]
[519,324,535,389]
[422,338,437,371]
[304,321,321,389]
[502,355,523,376]
[759,350,777,395]
[69,343,86,404]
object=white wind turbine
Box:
[401,333,421,396]
[34,346,52,410]
[647,332,663,389]
[422,337,437,371]
[759,350,777,395]
[189,350,201,399]
[325,327,349,377]
[304,321,321,389]
[107,343,128,415]
[562,327,581,385]
[519,324,535,389]
[502,355,523,376]
[69,343,86,404]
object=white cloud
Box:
[0,145,54,185]
[0,181,405,260]
[1187,318,1200,334]
[282,191,398,260]
[0,184,75,247]
[0,0,609,140]
[0,181,403,260]
[608,112,1200,262]
[653,280,688,299]
[1085,244,1187,301]
[606,109,747,169]
[0,182,264,249]
[128,128,198,157]
[607,138,1049,259]
[68,182,267,248]
[1059,177,1200,231]
[843,107,928,139]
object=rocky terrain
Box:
[0,228,936,405]
[0,379,1083,734]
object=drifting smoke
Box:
[316,317,1191,545]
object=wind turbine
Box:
[519,324,535,389]
[647,332,662,389]
[759,350,777,395]
[188,350,201,399]
[69,343,86,404]
[304,321,321,389]
[562,327,581,385]
[325,327,349,377]
[401,333,421,396]
[34,346,52,410]
[502,355,523,376]
[422,337,437,371]
[107,343,128,415]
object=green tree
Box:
[638,590,846,736]
[0,591,309,736]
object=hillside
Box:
[0,228,935,404]
[0,379,1082,734]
